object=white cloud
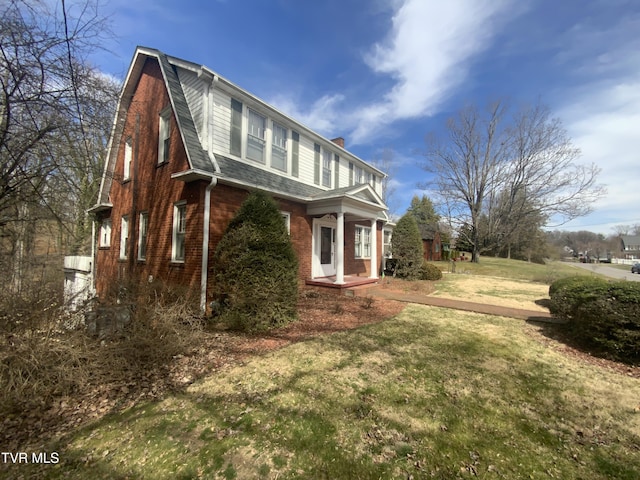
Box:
[268,0,517,144]
[558,81,640,232]
[269,93,345,137]
[348,0,516,143]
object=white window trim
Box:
[123,137,132,180]
[322,148,332,188]
[119,216,129,260]
[138,212,148,261]
[100,219,111,247]
[355,226,372,259]
[383,229,392,258]
[158,106,171,164]
[246,108,267,163]
[281,211,291,234]
[271,121,288,172]
[355,165,364,185]
[172,202,186,263]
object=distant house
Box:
[420,224,442,262]
[620,235,640,260]
[89,47,392,311]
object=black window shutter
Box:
[292,131,299,177]
[230,99,242,156]
[314,143,320,185]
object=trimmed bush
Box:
[419,261,443,281]
[392,214,424,280]
[549,276,640,364]
[212,191,298,332]
[548,276,606,317]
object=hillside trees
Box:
[422,100,604,262]
[0,0,117,292]
[408,195,440,230]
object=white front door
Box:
[313,218,336,277]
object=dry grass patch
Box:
[432,274,550,311]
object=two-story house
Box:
[620,235,640,260]
[89,47,392,311]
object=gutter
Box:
[200,174,218,312]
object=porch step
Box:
[344,283,382,297]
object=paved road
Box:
[568,262,640,282]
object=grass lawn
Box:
[20,305,640,479]
[434,257,600,284]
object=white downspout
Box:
[91,219,96,296]
[200,175,218,312]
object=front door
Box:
[313,218,336,277]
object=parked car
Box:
[632,263,640,274]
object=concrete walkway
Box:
[369,288,563,324]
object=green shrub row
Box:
[548,276,640,364]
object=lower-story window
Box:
[280,211,291,234]
[119,216,129,259]
[383,229,392,258]
[355,226,371,259]
[172,202,186,262]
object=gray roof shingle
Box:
[157,52,214,174]
[215,156,323,199]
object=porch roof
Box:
[214,155,388,220]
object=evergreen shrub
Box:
[392,214,424,280]
[212,191,298,331]
[419,261,443,281]
[548,276,640,364]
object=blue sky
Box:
[76,0,639,234]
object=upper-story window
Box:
[247,109,266,163]
[123,137,132,180]
[354,165,364,185]
[322,149,332,187]
[158,107,171,164]
[271,121,287,172]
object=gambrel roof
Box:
[92,47,387,217]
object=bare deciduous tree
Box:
[421,101,509,262]
[0,0,116,292]
[421,100,605,262]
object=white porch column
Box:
[335,211,345,284]
[370,218,378,279]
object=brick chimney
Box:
[330,137,345,148]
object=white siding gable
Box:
[179,69,204,140]
[212,88,231,156]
